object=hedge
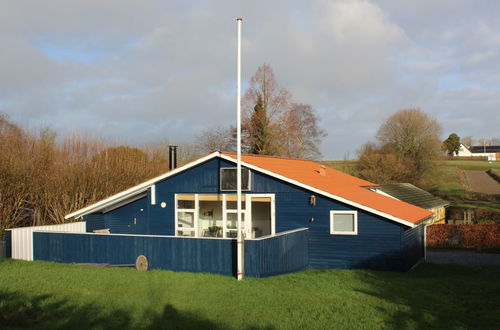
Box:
[427,224,500,250]
[441,156,488,161]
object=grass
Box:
[319,160,357,175]
[1,260,499,329]
[429,165,470,197]
[322,159,500,198]
[439,160,500,171]
[451,200,500,212]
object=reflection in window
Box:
[330,211,358,235]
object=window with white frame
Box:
[175,194,198,237]
[330,211,358,235]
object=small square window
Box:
[330,211,358,235]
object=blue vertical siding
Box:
[33,232,235,276]
[33,229,308,277]
[85,214,105,232]
[84,198,148,234]
[402,223,424,270]
[87,157,416,272]
[250,172,406,271]
[103,197,148,234]
[245,229,309,277]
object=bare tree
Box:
[487,137,500,146]
[356,109,442,185]
[461,136,474,147]
[196,126,235,154]
[196,64,325,159]
[0,112,185,237]
[279,103,326,159]
[243,63,291,123]
[242,64,325,159]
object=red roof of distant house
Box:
[221,153,432,225]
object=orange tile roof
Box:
[222,153,432,225]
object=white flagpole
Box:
[236,17,244,280]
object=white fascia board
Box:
[102,192,148,213]
[219,154,417,228]
[65,152,220,219]
[151,184,156,205]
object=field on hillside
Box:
[322,159,500,197]
[0,259,499,329]
[440,160,500,171]
[319,160,357,174]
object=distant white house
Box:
[457,143,500,161]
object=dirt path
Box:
[464,170,500,194]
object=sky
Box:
[1,0,499,159]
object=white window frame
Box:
[246,194,275,238]
[330,210,358,235]
[174,194,198,236]
[173,193,275,238]
[220,167,251,191]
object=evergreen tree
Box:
[442,133,461,156]
[248,95,272,154]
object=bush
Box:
[0,113,200,239]
[427,224,500,251]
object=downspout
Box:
[423,216,435,261]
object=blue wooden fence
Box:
[33,232,235,276]
[32,228,309,277]
[245,228,309,277]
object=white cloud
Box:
[0,0,499,159]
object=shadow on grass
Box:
[351,263,500,329]
[0,290,235,330]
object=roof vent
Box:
[319,165,326,176]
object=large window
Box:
[330,211,358,235]
[174,193,273,238]
[220,168,251,191]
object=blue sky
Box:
[0,0,499,159]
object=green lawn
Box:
[1,259,499,329]
[451,200,500,212]
[439,160,500,171]
[429,165,469,197]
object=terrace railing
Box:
[23,227,309,277]
[245,228,309,277]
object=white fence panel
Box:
[8,222,86,261]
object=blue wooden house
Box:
[31,152,432,276]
